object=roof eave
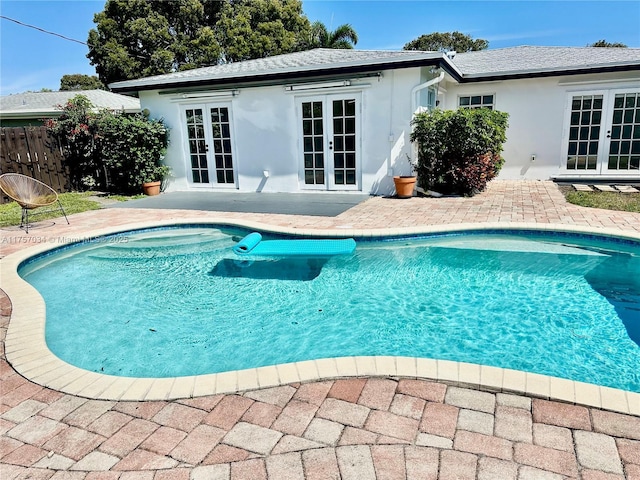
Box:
[459,63,640,82]
[111,56,462,94]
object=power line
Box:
[0,15,88,46]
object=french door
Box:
[298,94,360,190]
[183,104,236,187]
[563,89,640,175]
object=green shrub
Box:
[97,112,169,193]
[46,95,169,194]
[410,108,509,196]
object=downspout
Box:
[411,70,445,114]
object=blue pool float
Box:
[233,232,356,256]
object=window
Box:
[459,94,494,110]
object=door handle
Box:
[606,130,611,138]
[329,141,333,150]
[205,144,209,152]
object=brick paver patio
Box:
[1,180,640,479]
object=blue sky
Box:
[1,0,639,95]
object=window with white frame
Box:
[459,94,494,110]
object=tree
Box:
[304,21,358,49]
[60,74,105,91]
[215,0,311,62]
[87,0,312,85]
[588,40,628,48]
[404,31,488,52]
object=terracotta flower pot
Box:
[142,181,161,196]
[393,176,417,198]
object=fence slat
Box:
[0,126,69,203]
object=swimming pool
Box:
[18,225,640,393]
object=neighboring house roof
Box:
[109,46,640,93]
[110,48,455,92]
[0,90,141,119]
[452,46,640,81]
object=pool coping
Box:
[2,218,640,415]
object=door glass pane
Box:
[565,95,602,170]
[185,108,209,183]
[210,107,234,183]
[302,102,325,185]
[608,93,640,170]
[331,99,357,188]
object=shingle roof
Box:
[109,46,640,92]
[109,48,451,91]
[451,45,640,78]
[0,90,141,116]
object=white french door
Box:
[183,104,237,187]
[562,89,640,175]
[298,94,361,190]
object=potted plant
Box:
[142,165,170,196]
[393,154,417,198]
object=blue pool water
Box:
[19,226,640,392]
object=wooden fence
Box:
[0,126,69,203]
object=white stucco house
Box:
[110,46,640,195]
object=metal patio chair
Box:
[0,173,69,233]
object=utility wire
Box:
[0,15,88,46]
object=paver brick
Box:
[273,434,324,453]
[62,400,115,428]
[339,426,378,446]
[616,438,640,465]
[369,445,405,480]
[240,401,282,428]
[397,379,446,403]
[170,424,225,464]
[86,411,133,437]
[580,470,626,480]
[457,408,494,435]
[191,464,230,480]
[364,410,419,442]
[358,378,397,411]
[625,464,640,480]
[454,430,513,460]
[151,403,208,432]
[517,466,564,480]
[271,399,318,436]
[114,449,178,470]
[302,447,340,480]
[266,451,305,480]
[592,409,640,440]
[415,433,453,449]
[98,418,158,457]
[336,445,376,479]
[203,395,254,430]
[231,458,267,480]
[203,443,251,465]
[405,446,438,480]
[70,451,119,471]
[574,430,623,474]
[153,470,191,480]
[477,456,518,480]
[532,399,591,430]
[303,418,344,445]
[5,415,67,446]
[0,399,47,423]
[496,393,531,410]
[223,422,283,455]
[113,401,166,420]
[42,426,106,461]
[439,450,478,480]
[389,394,426,420]
[1,443,48,467]
[532,423,574,452]
[419,402,459,438]
[293,381,333,407]
[139,426,186,456]
[494,405,533,443]
[39,396,87,421]
[514,442,578,477]
[328,379,367,403]
[244,385,296,407]
[317,397,370,427]
[445,386,496,413]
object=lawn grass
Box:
[0,191,144,228]
[564,190,640,213]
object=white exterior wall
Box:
[139,68,423,195]
[442,72,640,180]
